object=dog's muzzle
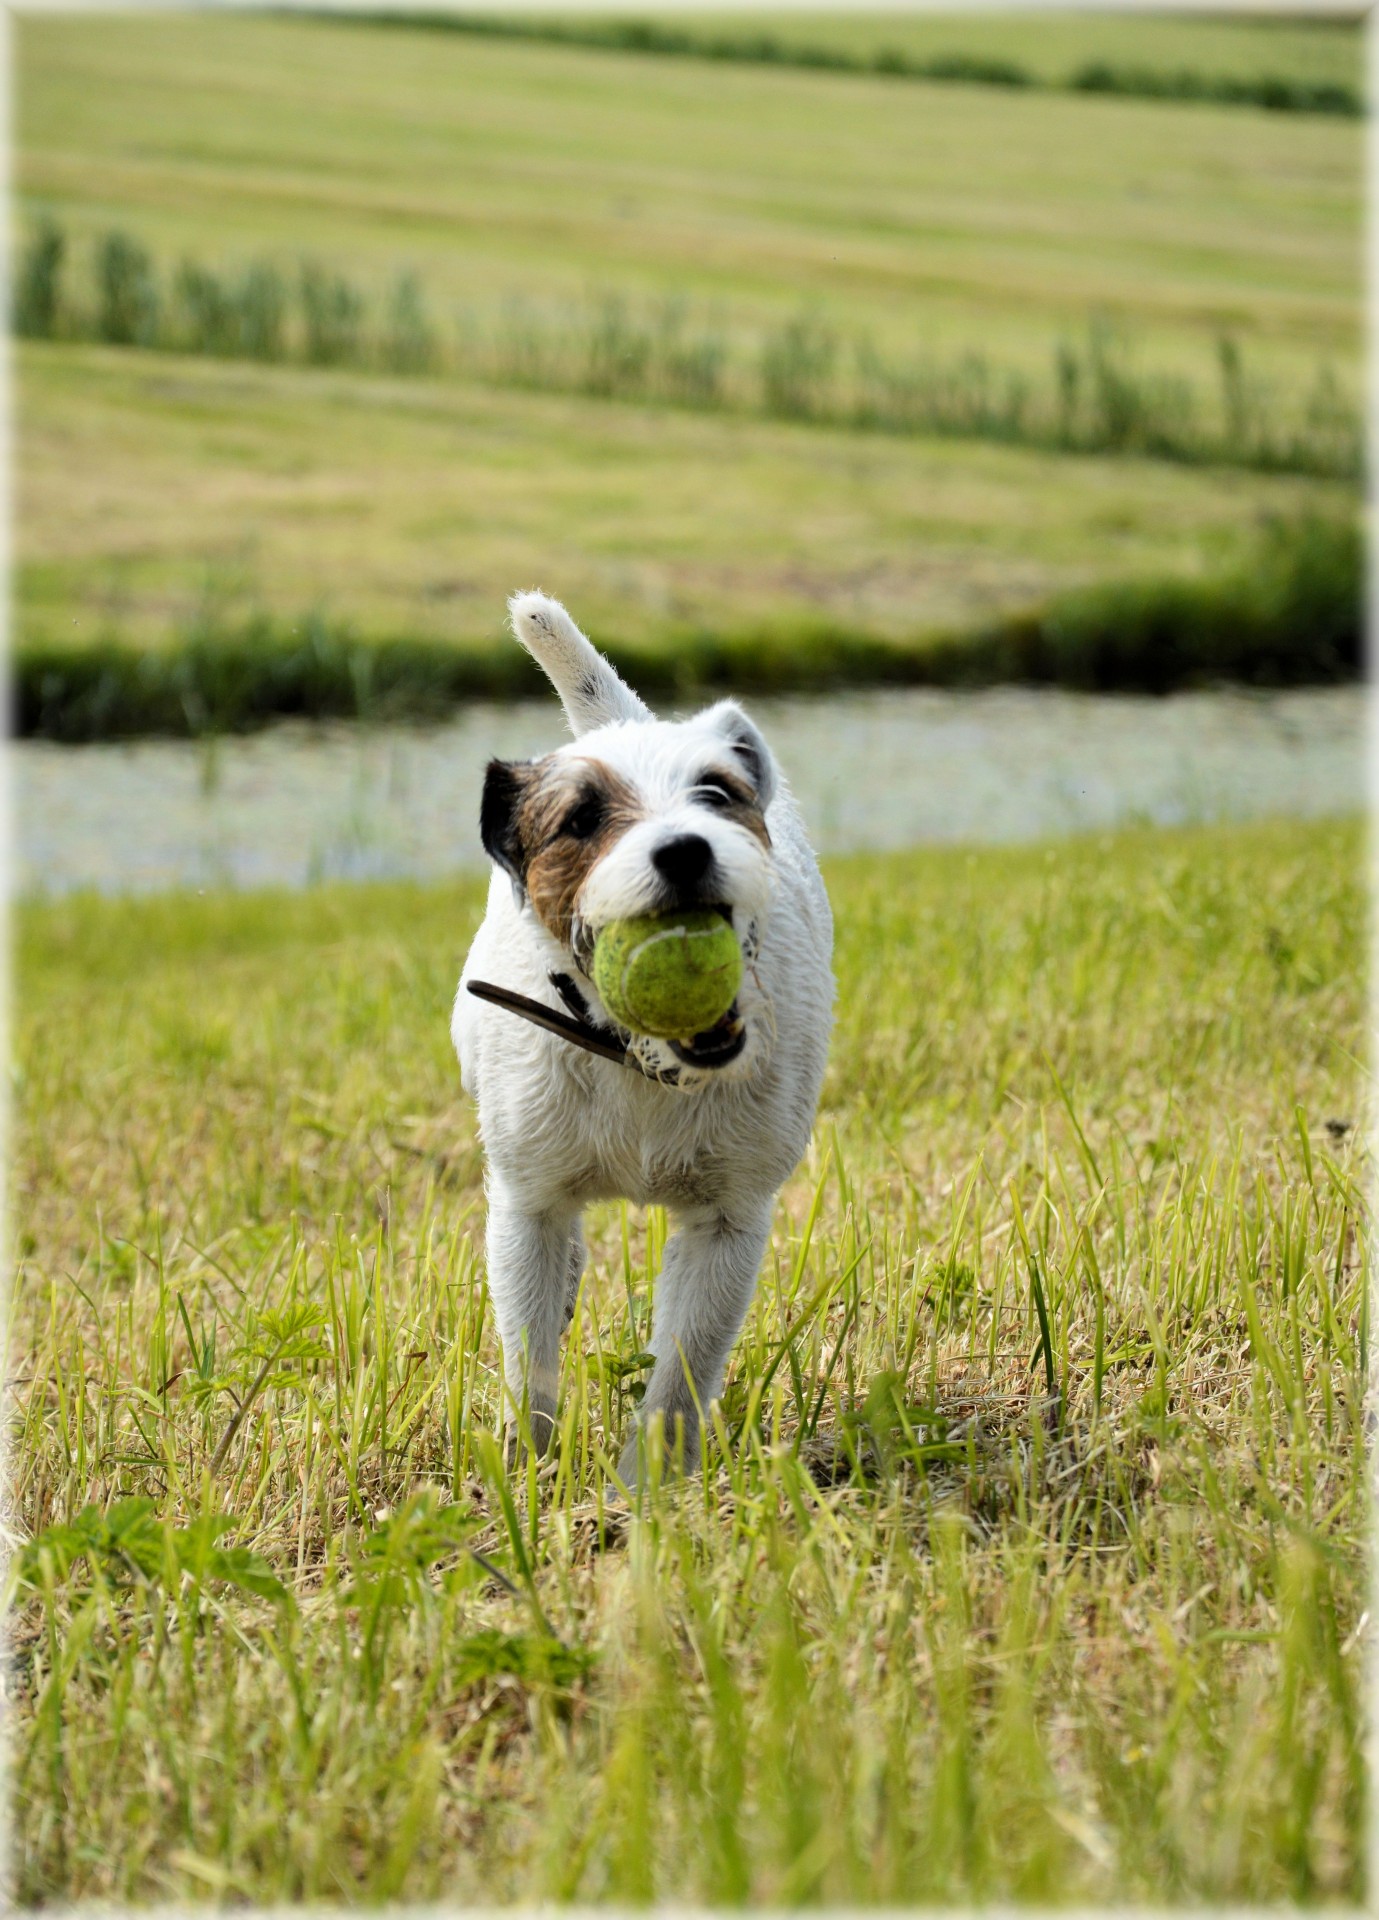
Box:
[668,1009,747,1070]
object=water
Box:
[14,685,1363,898]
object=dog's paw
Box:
[615,1410,700,1491]
[504,1405,559,1469]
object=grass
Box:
[14,11,1362,730]
[16,514,1362,740]
[17,219,1361,482]
[546,9,1366,93]
[16,12,1361,393]
[331,7,1363,116]
[9,813,1368,1902]
[15,341,1359,714]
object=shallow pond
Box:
[15,684,1363,897]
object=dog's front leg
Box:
[486,1181,582,1460]
[618,1199,772,1485]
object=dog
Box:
[453,593,834,1484]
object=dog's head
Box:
[480,700,777,1083]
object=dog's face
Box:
[480,701,777,1076]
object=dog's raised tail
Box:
[508,591,652,737]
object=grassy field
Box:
[18,12,1360,385]
[14,11,1362,729]
[349,7,1362,114]
[18,341,1355,662]
[9,814,1367,1902]
[655,8,1364,89]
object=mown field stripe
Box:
[297,8,1365,118]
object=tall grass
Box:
[300,260,365,368]
[13,513,1361,741]
[320,10,1364,118]
[93,231,158,347]
[381,270,437,375]
[1070,58,1360,116]
[761,309,839,421]
[172,258,288,361]
[8,818,1367,1900]
[11,221,1363,482]
[12,214,65,339]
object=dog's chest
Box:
[555,1079,743,1209]
[563,1134,730,1210]
[637,1148,729,1208]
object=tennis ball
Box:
[592,910,743,1039]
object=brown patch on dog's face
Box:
[479,747,772,962]
[691,765,771,849]
[517,758,644,950]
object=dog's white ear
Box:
[509,591,652,737]
[703,700,776,811]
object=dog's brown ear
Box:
[480,760,532,892]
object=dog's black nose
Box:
[652,834,713,892]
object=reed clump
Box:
[15,514,1359,742]
[11,220,1363,483]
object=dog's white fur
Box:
[453,592,834,1482]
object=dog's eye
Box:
[693,775,737,811]
[559,795,605,840]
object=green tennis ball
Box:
[592,910,743,1039]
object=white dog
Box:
[453,593,834,1483]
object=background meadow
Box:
[14,6,1362,729]
[8,5,1369,1905]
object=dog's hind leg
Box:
[508,591,652,736]
[486,1182,579,1460]
[617,1198,772,1486]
